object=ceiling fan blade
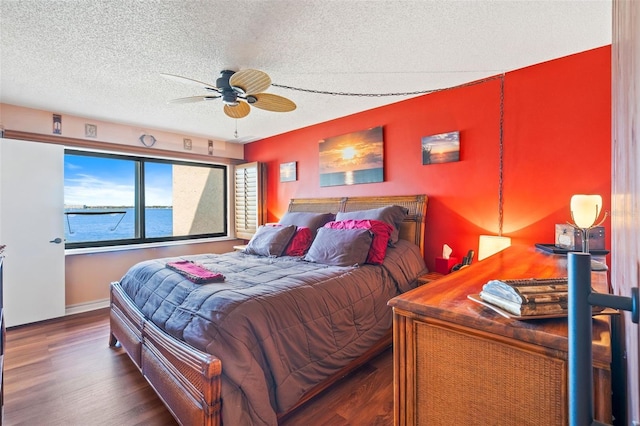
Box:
[250,93,297,112]
[168,95,221,104]
[229,69,271,95]
[160,73,219,91]
[224,102,250,119]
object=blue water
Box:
[64,208,173,243]
[320,167,383,187]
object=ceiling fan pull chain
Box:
[234,120,238,139]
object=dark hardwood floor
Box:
[3,309,393,425]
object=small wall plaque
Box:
[85,124,97,138]
[139,134,156,147]
[52,114,62,134]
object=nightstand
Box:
[417,271,444,286]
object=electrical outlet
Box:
[208,140,213,155]
[183,138,192,150]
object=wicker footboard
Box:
[109,282,222,426]
[110,280,393,425]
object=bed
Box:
[109,195,428,425]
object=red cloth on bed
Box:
[266,224,314,256]
[284,226,313,256]
[166,260,225,284]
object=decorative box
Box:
[555,224,605,250]
[434,256,458,275]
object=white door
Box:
[0,138,65,327]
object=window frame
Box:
[64,149,228,249]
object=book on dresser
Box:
[479,277,604,317]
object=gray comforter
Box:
[119,239,427,425]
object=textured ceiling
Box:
[0,1,611,144]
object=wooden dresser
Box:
[388,245,612,426]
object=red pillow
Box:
[284,226,313,256]
[267,224,313,256]
[324,219,393,264]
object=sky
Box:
[64,154,173,207]
[421,131,460,153]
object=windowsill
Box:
[64,236,241,256]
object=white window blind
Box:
[234,162,266,239]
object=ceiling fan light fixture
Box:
[222,91,239,106]
[216,70,235,88]
[163,68,295,120]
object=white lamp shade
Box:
[478,235,512,260]
[570,194,602,228]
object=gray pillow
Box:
[278,211,336,236]
[336,205,408,244]
[243,224,297,257]
[304,227,372,266]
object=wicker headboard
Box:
[287,195,428,256]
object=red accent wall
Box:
[245,47,611,271]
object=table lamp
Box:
[569,194,607,253]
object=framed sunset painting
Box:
[318,126,384,187]
[421,131,460,165]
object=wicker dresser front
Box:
[389,245,612,426]
[413,319,566,425]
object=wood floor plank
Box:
[3,308,393,425]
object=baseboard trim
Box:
[65,298,110,316]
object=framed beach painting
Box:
[280,161,297,182]
[319,126,384,187]
[422,131,460,165]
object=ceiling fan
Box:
[161,69,296,119]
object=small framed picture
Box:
[421,131,460,165]
[85,123,97,138]
[280,161,297,182]
[319,126,384,187]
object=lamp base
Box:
[555,224,605,251]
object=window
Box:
[64,150,227,248]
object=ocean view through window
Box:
[64,150,228,248]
